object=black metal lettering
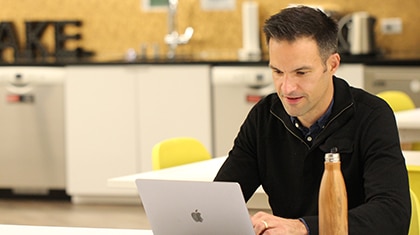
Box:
[24,21,50,59]
[54,21,82,58]
[0,22,20,61]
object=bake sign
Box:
[0,20,93,62]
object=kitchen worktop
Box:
[339,53,420,66]
[1,53,419,67]
[0,57,269,67]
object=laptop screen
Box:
[135,179,255,235]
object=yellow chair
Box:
[152,137,212,170]
[409,165,420,204]
[377,90,416,112]
[410,189,420,235]
[408,165,420,234]
[377,90,419,150]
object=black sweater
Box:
[215,76,411,234]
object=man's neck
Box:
[298,98,334,128]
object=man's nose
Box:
[281,75,297,94]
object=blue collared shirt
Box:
[290,99,334,144]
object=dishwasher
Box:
[211,66,274,157]
[364,66,420,107]
[0,66,66,195]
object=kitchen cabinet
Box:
[136,65,213,172]
[65,64,212,203]
[335,64,364,88]
[65,65,139,203]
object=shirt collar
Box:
[290,99,334,137]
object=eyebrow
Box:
[269,64,312,72]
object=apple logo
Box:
[191,209,204,222]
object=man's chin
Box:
[284,108,301,118]
[281,102,301,117]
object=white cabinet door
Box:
[136,65,213,172]
[335,64,364,89]
[65,65,139,202]
[65,64,213,202]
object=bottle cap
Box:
[325,152,340,162]
[325,147,340,162]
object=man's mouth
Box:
[284,96,303,104]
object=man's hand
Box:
[251,211,309,235]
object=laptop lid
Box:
[135,179,255,235]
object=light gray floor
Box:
[0,198,267,229]
[0,198,151,229]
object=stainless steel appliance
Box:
[338,12,377,55]
[211,66,274,157]
[0,67,66,195]
[364,66,420,107]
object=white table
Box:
[404,150,420,165]
[108,151,420,209]
[108,150,420,189]
[0,224,153,235]
[108,156,270,209]
[395,108,420,143]
[108,156,226,189]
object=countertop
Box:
[1,53,419,67]
[339,53,420,66]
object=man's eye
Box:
[297,71,307,75]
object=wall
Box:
[1,0,419,62]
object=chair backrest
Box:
[410,189,420,235]
[152,137,212,170]
[377,90,420,150]
[376,90,416,112]
[408,165,420,205]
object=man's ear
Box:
[328,53,341,73]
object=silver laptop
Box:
[135,178,255,235]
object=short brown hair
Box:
[263,5,338,63]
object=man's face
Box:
[268,37,340,127]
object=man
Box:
[214,5,411,235]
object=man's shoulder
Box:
[256,93,281,107]
[249,93,286,119]
[349,86,393,114]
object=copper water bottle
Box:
[319,148,348,235]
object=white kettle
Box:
[338,12,376,55]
